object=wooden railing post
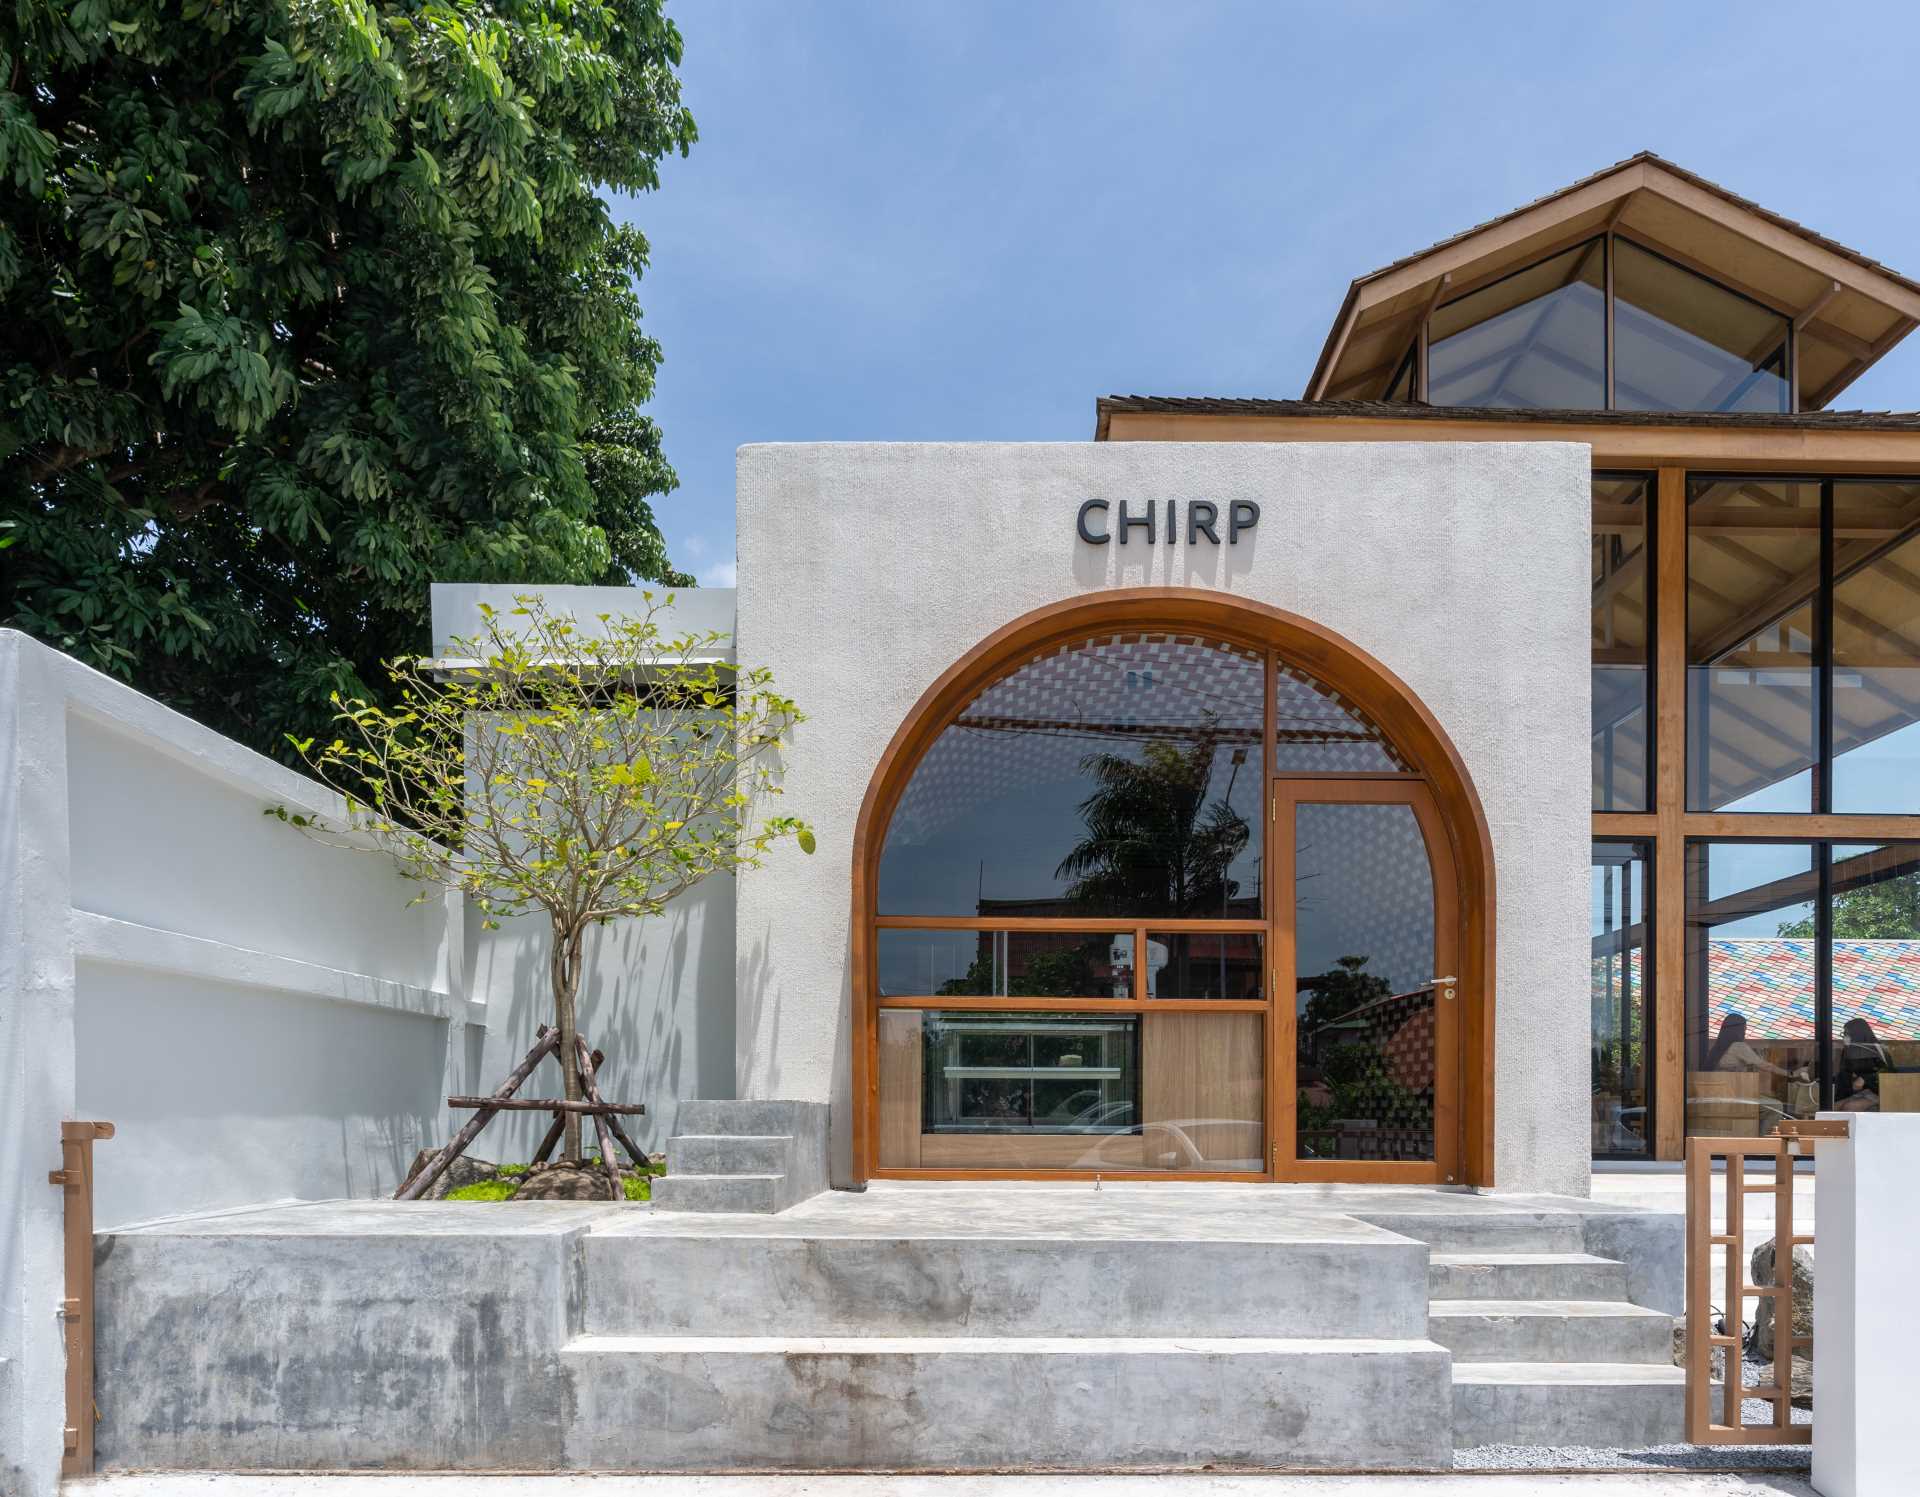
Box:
[1684,1118,1845,1446]
[48,1120,114,1477]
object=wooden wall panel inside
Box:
[1142,1010,1265,1170]
[877,1010,923,1169]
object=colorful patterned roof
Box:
[1593,939,1920,1042]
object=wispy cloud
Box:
[701,559,737,588]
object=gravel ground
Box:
[1457,1442,1810,1472]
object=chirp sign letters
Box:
[1075,498,1260,546]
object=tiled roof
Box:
[1594,939,1920,1042]
[1350,151,1920,300]
[1096,395,1920,435]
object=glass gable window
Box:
[1406,235,1797,413]
[1594,473,1653,811]
[1427,240,1606,409]
[1613,240,1790,414]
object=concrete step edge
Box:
[1427,1252,1622,1267]
[1451,1361,1687,1384]
[567,1333,1452,1355]
[1429,1299,1671,1319]
[654,1173,786,1184]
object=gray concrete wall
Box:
[733,441,1594,1195]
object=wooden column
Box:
[1655,465,1688,1159]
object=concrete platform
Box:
[90,1182,1685,1474]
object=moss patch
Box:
[442,1158,659,1202]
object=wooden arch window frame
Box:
[848,588,1499,1186]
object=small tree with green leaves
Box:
[276,593,813,1160]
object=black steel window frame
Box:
[1685,472,1920,815]
[1592,836,1656,1159]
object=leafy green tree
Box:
[1778,869,1920,940]
[1,0,697,764]
[277,594,814,1160]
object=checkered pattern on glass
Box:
[1293,801,1437,1163]
[887,633,1265,849]
[1273,664,1411,773]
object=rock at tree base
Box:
[1751,1237,1815,1361]
[513,1162,621,1201]
[402,1149,499,1200]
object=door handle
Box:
[1430,976,1458,1002]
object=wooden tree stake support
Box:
[396,1025,648,1200]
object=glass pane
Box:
[1685,843,1817,1136]
[1273,663,1410,774]
[1830,843,1920,1115]
[1148,931,1264,1000]
[1427,240,1606,409]
[1594,473,1653,811]
[877,1009,1261,1172]
[1614,240,1790,413]
[1293,801,1437,1162]
[1831,482,1920,813]
[1592,842,1652,1156]
[1687,477,1819,811]
[879,634,1264,918]
[877,929,1135,998]
[1383,345,1415,403]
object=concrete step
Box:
[1428,1252,1629,1302]
[674,1099,819,1137]
[1429,1299,1674,1365]
[1451,1362,1687,1449]
[665,1133,792,1176]
[582,1227,1431,1338]
[563,1333,1453,1470]
[1355,1210,1587,1254]
[649,1173,784,1214]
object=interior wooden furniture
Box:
[850,589,1496,1186]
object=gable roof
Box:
[1307,153,1920,411]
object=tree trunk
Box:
[552,926,587,1159]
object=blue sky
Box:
[620,2,1920,586]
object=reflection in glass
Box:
[1828,844,1920,1115]
[1273,663,1410,774]
[1427,240,1606,409]
[877,1009,1262,1171]
[1687,478,1819,812]
[1614,240,1790,413]
[1148,932,1264,1000]
[1594,473,1653,810]
[1293,801,1437,1162]
[877,929,1135,998]
[878,634,1264,918]
[1685,843,1817,1136]
[1592,843,1651,1156]
[1831,482,1920,813]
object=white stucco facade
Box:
[732,440,1595,1195]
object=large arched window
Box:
[853,593,1491,1185]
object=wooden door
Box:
[1270,780,1461,1184]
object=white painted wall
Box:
[1813,1112,1920,1497]
[733,441,1594,1196]
[2,621,738,1496]
[1,629,479,1497]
